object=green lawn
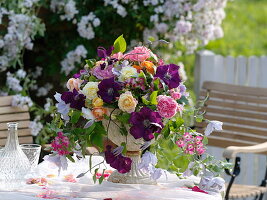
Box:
[205,0,267,57]
[166,0,267,94]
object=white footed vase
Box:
[103,115,156,185]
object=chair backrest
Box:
[196,81,267,154]
[0,96,32,146]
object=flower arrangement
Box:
[0,0,229,146]
[48,35,230,183]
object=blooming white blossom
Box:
[36,83,53,97]
[44,98,52,112]
[60,45,87,75]
[50,0,78,21]
[16,69,27,79]
[104,0,127,17]
[12,94,33,108]
[77,12,100,40]
[21,0,40,8]
[6,72,23,92]
[205,120,223,136]
[29,118,43,136]
[0,12,42,70]
[32,66,43,78]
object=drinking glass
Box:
[20,144,41,168]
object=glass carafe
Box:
[0,122,31,185]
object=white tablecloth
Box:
[0,156,223,200]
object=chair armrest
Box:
[223,142,267,159]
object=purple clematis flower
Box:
[73,69,87,78]
[105,145,132,174]
[61,89,85,110]
[129,107,163,141]
[97,46,114,58]
[154,64,181,89]
[97,77,122,103]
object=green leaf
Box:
[153,78,160,91]
[85,59,96,68]
[71,110,81,124]
[89,76,97,82]
[98,169,106,184]
[85,123,96,135]
[195,115,203,123]
[113,35,127,53]
[91,132,104,151]
[202,136,208,145]
[66,154,75,162]
[93,168,99,183]
[95,122,107,135]
[161,123,170,138]
[150,91,158,105]
[142,96,150,105]
[116,113,131,124]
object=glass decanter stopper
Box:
[0,122,31,184]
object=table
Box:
[0,156,223,200]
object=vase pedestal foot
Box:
[107,151,157,185]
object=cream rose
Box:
[118,91,138,113]
[82,82,99,100]
[66,78,83,91]
[118,66,138,82]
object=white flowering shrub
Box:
[0,0,229,143]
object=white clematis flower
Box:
[204,120,223,136]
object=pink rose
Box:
[157,95,179,118]
[66,78,83,91]
[124,46,151,62]
[111,52,124,60]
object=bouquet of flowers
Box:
[48,35,228,184]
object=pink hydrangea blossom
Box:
[185,143,194,154]
[170,88,182,100]
[158,59,164,66]
[183,132,192,141]
[196,142,204,148]
[176,139,185,148]
[196,147,205,155]
[195,136,203,144]
[157,95,179,118]
[124,46,151,62]
[51,132,70,156]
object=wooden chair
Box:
[0,96,33,146]
[196,81,267,200]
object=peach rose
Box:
[141,61,155,74]
[92,107,108,121]
[118,91,138,113]
[66,78,83,91]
